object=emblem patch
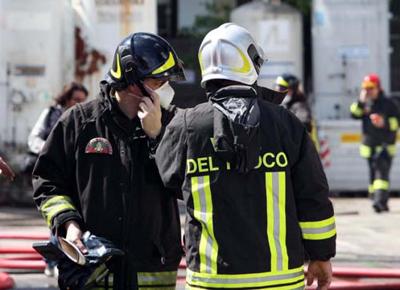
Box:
[85,137,113,155]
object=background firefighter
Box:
[350,73,400,212]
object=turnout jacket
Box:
[156,98,336,290]
[33,82,182,290]
[350,93,399,158]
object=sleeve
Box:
[383,100,399,132]
[148,105,178,158]
[28,108,50,154]
[291,125,336,261]
[32,111,84,235]
[350,101,364,119]
[155,109,187,190]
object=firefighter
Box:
[32,33,185,289]
[275,74,312,132]
[275,74,320,151]
[350,74,399,212]
[156,23,336,290]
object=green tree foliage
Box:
[282,0,311,15]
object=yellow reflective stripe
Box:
[389,117,399,131]
[139,287,175,290]
[137,271,177,287]
[198,52,205,74]
[203,176,218,274]
[299,216,335,229]
[276,76,289,88]
[350,102,363,117]
[186,281,304,290]
[232,49,251,74]
[40,196,76,226]
[152,52,176,75]
[373,179,389,191]
[110,53,122,79]
[360,144,372,158]
[266,172,288,271]
[278,172,288,270]
[45,204,76,226]
[300,216,336,240]
[266,172,277,271]
[186,266,304,288]
[368,184,374,194]
[387,144,396,156]
[41,195,73,211]
[191,176,218,274]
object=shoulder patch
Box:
[85,137,113,155]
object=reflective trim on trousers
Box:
[373,179,389,191]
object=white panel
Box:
[231,2,303,89]
[312,0,390,120]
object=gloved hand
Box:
[57,232,124,290]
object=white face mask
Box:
[145,81,175,109]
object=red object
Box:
[362,73,381,89]
[0,258,45,270]
[0,247,37,254]
[333,267,400,279]
[0,272,14,290]
[0,233,49,240]
[2,254,42,261]
[307,280,400,290]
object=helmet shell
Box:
[198,23,265,87]
[107,33,185,90]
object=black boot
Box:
[372,190,385,213]
[381,191,390,212]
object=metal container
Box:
[312,0,391,120]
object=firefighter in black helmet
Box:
[275,73,320,151]
[33,33,185,289]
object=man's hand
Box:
[370,113,385,128]
[306,260,332,290]
[64,221,87,254]
[0,157,15,181]
[138,94,162,139]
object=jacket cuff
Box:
[148,126,166,158]
[52,210,84,237]
[304,239,336,261]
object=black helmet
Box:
[275,73,299,91]
[107,32,185,91]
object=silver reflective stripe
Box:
[187,268,304,285]
[198,175,213,273]
[272,172,283,271]
[191,176,218,274]
[301,223,336,235]
[266,171,288,272]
